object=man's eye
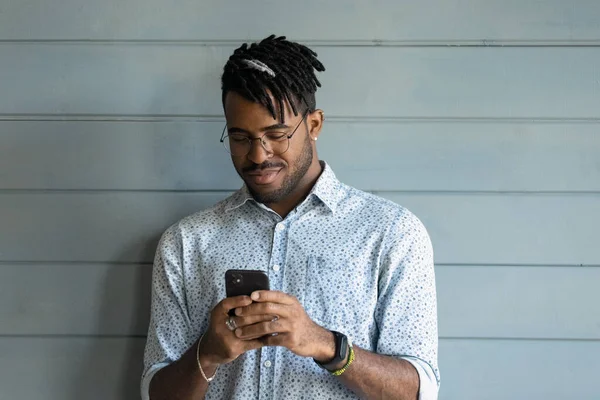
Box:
[230,135,248,142]
[265,133,288,141]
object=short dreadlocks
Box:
[221,35,326,122]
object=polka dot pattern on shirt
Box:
[142,161,439,399]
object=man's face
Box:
[223,91,315,205]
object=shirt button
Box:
[275,223,284,232]
[272,264,281,272]
[264,360,272,368]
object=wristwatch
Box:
[314,330,351,371]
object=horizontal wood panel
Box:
[0,337,598,399]
[0,1,599,41]
[0,192,227,263]
[0,337,145,400]
[2,45,600,118]
[1,121,599,191]
[0,263,151,336]
[437,266,600,339]
[0,193,598,265]
[439,338,600,399]
[1,264,598,339]
[378,192,600,265]
[0,121,236,191]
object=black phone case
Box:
[225,269,270,315]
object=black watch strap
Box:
[314,331,349,371]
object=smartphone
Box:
[225,269,270,316]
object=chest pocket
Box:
[303,255,373,331]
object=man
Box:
[142,35,439,400]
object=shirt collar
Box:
[224,184,254,212]
[309,161,341,213]
[225,161,342,214]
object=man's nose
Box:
[246,138,271,164]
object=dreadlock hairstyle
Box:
[221,35,326,123]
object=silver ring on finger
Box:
[225,316,237,331]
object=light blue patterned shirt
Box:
[142,161,439,399]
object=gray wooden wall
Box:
[1,1,599,399]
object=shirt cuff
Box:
[399,356,439,400]
[141,362,169,400]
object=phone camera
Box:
[232,273,243,286]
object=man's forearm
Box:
[149,339,216,400]
[337,346,419,400]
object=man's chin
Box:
[246,183,287,204]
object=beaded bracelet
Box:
[331,345,355,376]
[196,334,218,382]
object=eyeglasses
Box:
[220,110,309,157]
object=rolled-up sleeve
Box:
[141,225,196,400]
[375,210,440,399]
[401,356,440,400]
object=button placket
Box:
[269,222,288,290]
[258,346,276,400]
[259,222,288,400]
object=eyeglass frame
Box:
[219,109,310,157]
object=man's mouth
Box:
[244,168,282,186]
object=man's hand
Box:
[149,296,280,400]
[198,295,275,368]
[232,291,336,362]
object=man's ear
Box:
[308,109,324,139]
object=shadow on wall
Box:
[68,239,157,400]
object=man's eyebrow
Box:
[227,123,290,135]
[260,123,290,131]
[227,127,252,135]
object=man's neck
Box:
[266,162,324,218]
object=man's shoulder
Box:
[340,183,414,218]
[161,191,240,238]
[339,183,429,237]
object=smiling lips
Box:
[245,168,282,185]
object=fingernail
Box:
[235,308,242,316]
[251,292,260,300]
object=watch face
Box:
[334,331,348,360]
[314,331,350,370]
